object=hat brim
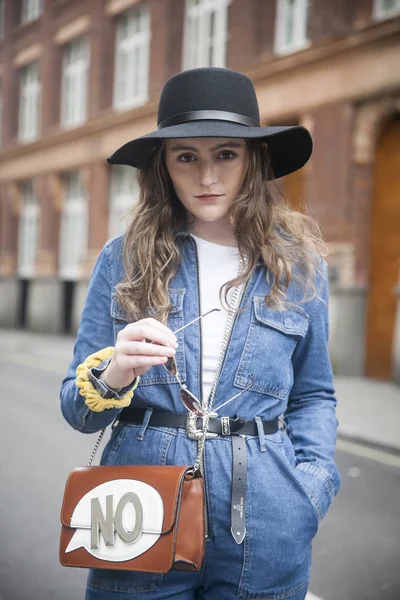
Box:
[107,122,312,180]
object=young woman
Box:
[61,67,340,600]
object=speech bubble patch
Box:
[66,479,163,562]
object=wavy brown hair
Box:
[115,139,326,323]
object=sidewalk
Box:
[1,328,399,452]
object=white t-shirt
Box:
[191,234,241,403]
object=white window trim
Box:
[18,61,41,143]
[109,166,138,238]
[18,183,40,279]
[182,0,230,70]
[373,0,400,20]
[61,37,90,129]
[21,0,42,25]
[274,0,310,56]
[59,172,88,281]
[113,5,151,111]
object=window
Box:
[59,172,88,280]
[113,4,150,111]
[21,0,42,24]
[182,0,229,69]
[274,0,310,55]
[61,37,89,128]
[18,61,41,142]
[374,0,400,19]
[0,0,5,41]
[109,166,138,238]
[18,182,40,278]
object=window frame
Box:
[113,4,151,111]
[274,0,310,56]
[60,36,90,129]
[59,172,88,281]
[108,166,138,239]
[17,181,40,279]
[182,0,230,70]
[18,61,41,143]
[21,0,42,25]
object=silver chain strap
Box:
[204,276,244,415]
[87,428,106,466]
[194,260,246,472]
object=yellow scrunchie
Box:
[76,347,139,412]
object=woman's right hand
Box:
[99,318,178,390]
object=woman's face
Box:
[165,137,249,226]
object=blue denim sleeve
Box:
[60,244,124,433]
[285,262,341,521]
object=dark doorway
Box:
[17,279,29,328]
[62,281,75,334]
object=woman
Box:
[61,67,340,600]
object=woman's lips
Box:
[195,194,223,202]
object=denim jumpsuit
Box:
[61,232,340,600]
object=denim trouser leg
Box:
[86,578,309,600]
[285,586,309,600]
[86,569,200,600]
[86,584,197,600]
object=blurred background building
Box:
[0,0,399,382]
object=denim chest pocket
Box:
[110,289,186,386]
[235,297,309,399]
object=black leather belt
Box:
[118,407,280,545]
[119,407,279,436]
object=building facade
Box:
[0,0,399,382]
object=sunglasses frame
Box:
[163,346,254,419]
[149,309,255,429]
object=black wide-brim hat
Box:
[107,67,312,180]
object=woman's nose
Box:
[199,162,217,186]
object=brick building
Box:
[0,0,399,381]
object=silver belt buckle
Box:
[186,412,218,440]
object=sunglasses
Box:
[153,309,254,417]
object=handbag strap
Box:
[87,428,106,466]
[194,266,247,473]
[86,426,197,478]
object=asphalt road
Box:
[1,360,399,600]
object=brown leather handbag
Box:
[59,431,205,573]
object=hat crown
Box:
[157,67,260,127]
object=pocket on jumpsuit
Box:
[88,426,175,594]
[238,432,318,600]
[235,298,309,399]
[110,289,187,388]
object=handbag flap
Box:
[60,465,193,573]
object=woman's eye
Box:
[178,154,196,163]
[219,151,236,160]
